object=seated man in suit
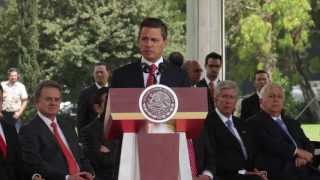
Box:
[203,80,268,180]
[248,83,320,180]
[19,80,94,180]
[0,84,24,180]
[240,70,270,121]
[196,52,222,112]
[80,87,121,180]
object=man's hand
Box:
[13,111,21,119]
[295,157,308,168]
[295,148,313,162]
[68,172,94,180]
[193,175,212,180]
[246,168,268,180]
[32,173,45,180]
[100,145,110,153]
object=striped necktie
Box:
[146,64,157,87]
[225,119,248,159]
[274,118,297,147]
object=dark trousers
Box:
[2,111,21,132]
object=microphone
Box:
[141,62,166,75]
[141,63,150,73]
[157,62,166,75]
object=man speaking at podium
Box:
[111,18,216,180]
[111,17,190,89]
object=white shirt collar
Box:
[3,80,18,87]
[271,115,282,121]
[141,56,164,67]
[95,82,109,89]
[256,91,262,98]
[215,108,233,124]
[37,111,57,130]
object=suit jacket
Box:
[196,79,214,113]
[194,125,217,177]
[240,93,260,122]
[77,84,99,129]
[0,120,24,180]
[80,118,121,180]
[205,110,257,178]
[19,115,93,180]
[248,111,319,180]
[111,60,191,88]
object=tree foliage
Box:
[226,0,320,121]
[1,0,186,97]
[0,0,186,121]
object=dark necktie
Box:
[209,81,215,102]
[225,119,248,159]
[0,133,7,159]
[274,119,297,147]
[51,122,80,175]
[146,64,157,87]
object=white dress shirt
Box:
[141,56,164,87]
[38,111,72,151]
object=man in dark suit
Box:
[80,87,121,180]
[0,84,24,180]
[203,80,268,180]
[196,52,222,112]
[248,83,320,180]
[111,17,190,88]
[111,17,218,179]
[19,80,94,180]
[240,70,270,121]
[77,62,110,130]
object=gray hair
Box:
[260,83,284,99]
[215,80,239,98]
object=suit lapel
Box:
[282,117,301,147]
[234,119,252,158]
[264,114,295,145]
[35,116,58,148]
[57,119,79,161]
[135,62,145,87]
[213,112,243,152]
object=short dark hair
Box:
[94,62,110,71]
[93,87,108,105]
[205,52,222,65]
[168,51,184,67]
[138,17,168,40]
[7,67,19,75]
[255,70,269,77]
[35,80,62,101]
[0,84,3,93]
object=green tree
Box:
[226,0,320,121]
[0,0,20,78]
[0,0,186,121]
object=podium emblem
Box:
[139,84,178,123]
